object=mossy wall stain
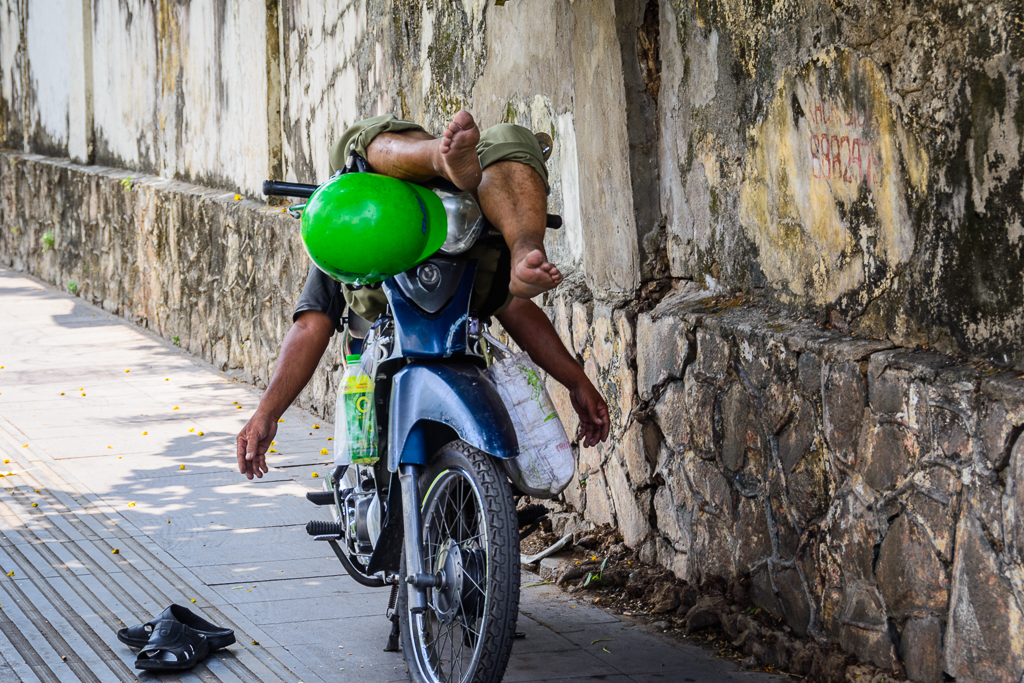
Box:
[663,0,1024,365]
[740,50,928,307]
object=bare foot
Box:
[435,110,483,191]
[510,248,562,298]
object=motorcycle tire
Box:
[398,440,520,683]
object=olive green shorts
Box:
[329,114,547,323]
[328,114,549,190]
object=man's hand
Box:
[569,379,610,448]
[235,310,333,482]
[236,412,278,480]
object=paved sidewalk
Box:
[0,267,787,683]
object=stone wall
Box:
[540,283,1024,682]
[0,153,347,419]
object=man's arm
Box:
[495,297,610,447]
[236,311,335,479]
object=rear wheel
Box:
[399,441,519,683]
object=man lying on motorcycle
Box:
[237,110,609,480]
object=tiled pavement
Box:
[0,267,787,683]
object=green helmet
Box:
[300,172,448,285]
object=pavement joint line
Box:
[0,427,317,683]
[0,434,298,683]
[0,546,111,683]
[0,495,173,683]
[0,490,283,683]
[0,593,59,683]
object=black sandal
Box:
[117,604,235,651]
[134,620,209,671]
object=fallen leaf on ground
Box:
[31,503,37,507]
[111,549,119,554]
[141,432,147,435]
[320,448,329,455]
[189,428,194,432]
[197,431,204,436]
[313,424,320,429]
[173,406,179,410]
[311,472,319,478]
[190,599,196,603]
[127,502,136,507]
[179,465,186,470]
[278,419,285,423]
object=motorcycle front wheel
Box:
[399,440,520,683]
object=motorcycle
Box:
[263,159,560,683]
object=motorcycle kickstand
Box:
[384,582,401,653]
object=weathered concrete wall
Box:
[658,0,1024,366]
[541,284,1024,683]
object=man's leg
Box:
[364,110,483,191]
[477,160,562,298]
[364,110,561,297]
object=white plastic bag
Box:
[485,352,574,499]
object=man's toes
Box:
[453,110,477,132]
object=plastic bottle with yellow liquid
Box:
[334,354,378,465]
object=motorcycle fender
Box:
[388,362,518,472]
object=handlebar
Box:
[262,179,563,229]
[262,180,318,198]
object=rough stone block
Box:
[901,616,944,683]
[734,497,772,572]
[945,505,1024,682]
[876,515,948,618]
[868,357,908,415]
[750,566,784,619]
[861,423,913,492]
[979,400,1021,471]
[683,367,716,456]
[620,421,655,486]
[1011,436,1024,563]
[636,311,690,400]
[653,484,689,550]
[590,306,615,371]
[822,361,867,459]
[720,381,752,471]
[694,328,729,382]
[838,582,900,671]
[571,300,592,356]
[653,379,689,451]
[798,351,822,395]
[605,455,650,548]
[583,470,615,526]
[787,448,829,523]
[779,398,816,472]
[776,568,812,637]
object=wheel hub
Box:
[433,539,464,625]
[433,540,485,626]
